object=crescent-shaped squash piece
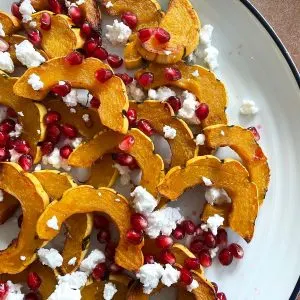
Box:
[0,163,49,274]
[36,186,144,271]
[0,11,21,35]
[13,57,129,133]
[135,62,228,127]
[0,192,19,225]
[158,155,259,242]
[124,37,143,69]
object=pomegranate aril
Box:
[138,72,154,87]
[18,214,23,228]
[84,39,98,55]
[27,272,42,290]
[155,235,173,249]
[0,281,8,298]
[195,103,209,121]
[40,12,51,30]
[126,108,137,126]
[130,213,148,231]
[0,119,16,133]
[211,282,218,292]
[109,263,123,273]
[18,154,33,171]
[51,81,71,97]
[107,54,123,68]
[62,124,77,138]
[184,257,200,270]
[217,292,227,300]
[90,97,100,109]
[0,148,9,162]
[137,119,154,136]
[198,249,212,268]
[25,292,40,300]
[80,22,92,38]
[189,239,204,255]
[203,231,216,248]
[164,67,181,81]
[144,254,155,264]
[248,126,260,141]
[154,28,170,44]
[118,135,135,151]
[218,248,233,266]
[138,28,153,43]
[121,12,138,29]
[172,226,185,240]
[48,0,62,14]
[11,2,22,19]
[13,140,31,154]
[92,46,108,60]
[182,220,196,235]
[40,141,54,155]
[92,263,106,281]
[167,96,182,113]
[179,268,193,285]
[27,30,42,47]
[59,145,73,159]
[228,243,244,259]
[160,250,176,265]
[68,6,83,25]
[44,111,61,125]
[0,132,9,147]
[95,68,113,83]
[97,228,111,243]
[46,124,61,143]
[94,214,109,229]
[216,228,227,246]
[112,153,138,169]
[116,73,133,85]
[65,51,83,65]
[105,242,116,259]
[126,229,143,245]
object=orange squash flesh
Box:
[36,186,144,271]
[124,37,144,70]
[0,192,19,225]
[158,155,259,242]
[201,203,231,226]
[0,11,21,35]
[13,57,129,133]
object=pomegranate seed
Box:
[182,220,196,235]
[184,257,200,270]
[44,111,61,125]
[203,231,216,248]
[195,103,209,121]
[94,214,109,229]
[138,28,153,43]
[160,250,175,265]
[25,292,39,300]
[80,22,92,38]
[179,268,193,285]
[130,213,148,231]
[95,68,113,83]
[154,28,170,44]
[189,239,205,255]
[218,248,233,266]
[61,124,77,138]
[211,282,218,292]
[51,81,71,97]
[167,96,182,113]
[0,38,9,52]
[144,254,155,264]
[107,54,123,69]
[105,242,116,259]
[112,153,138,170]
[137,119,154,136]
[0,132,9,147]
[90,97,100,109]
[46,124,61,143]
[0,148,9,162]
[216,228,228,246]
[125,108,137,126]
[248,126,260,141]
[126,229,143,244]
[40,12,51,30]
[18,154,33,171]
[228,243,244,259]
[59,145,73,159]
[118,135,135,151]
[121,12,138,29]
[164,67,181,81]
[48,0,62,14]
[199,249,212,268]
[11,2,22,19]
[18,214,23,228]
[138,72,154,87]
[217,292,227,300]
[68,6,83,25]
[65,51,83,65]
[195,224,205,236]
[27,30,42,47]
[116,73,133,85]
[155,235,173,249]
[13,140,31,154]
[109,263,123,273]
[27,272,41,290]
[92,263,106,280]
[0,282,8,298]
[172,225,185,240]
[40,141,54,155]
[0,119,15,133]
[84,39,98,55]
[97,228,111,243]
[92,46,108,60]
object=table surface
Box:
[251,0,300,70]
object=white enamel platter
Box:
[1,0,300,299]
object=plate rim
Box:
[240,1,300,299]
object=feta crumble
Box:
[209,246,219,258]
[9,124,23,138]
[178,91,200,124]
[6,281,24,300]
[57,271,87,289]
[130,186,157,215]
[42,148,71,171]
[0,51,14,73]
[49,283,81,300]
[127,80,145,102]
[205,187,231,205]
[195,133,205,145]
[17,111,24,117]
[20,255,26,261]
[68,257,77,265]
[70,137,83,149]
[70,108,76,113]
[114,163,131,185]
[163,125,177,139]
[106,20,132,45]
[0,190,3,202]
[103,282,118,300]
[9,149,22,162]
[28,73,44,90]
[80,249,105,275]
[34,164,42,171]
[62,88,93,107]
[186,279,199,292]
[0,23,5,37]
[37,248,63,269]
[203,46,219,70]
[47,216,59,230]
[192,70,199,77]
[105,1,113,8]
[148,86,176,101]
[202,176,213,186]
[201,214,224,236]
[19,0,35,23]
[82,113,90,123]
[161,264,180,287]
[76,0,85,5]
[240,100,259,115]
[29,21,37,28]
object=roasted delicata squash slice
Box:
[201,203,230,226]
[135,62,228,127]
[37,186,144,271]
[130,101,197,167]
[81,0,102,31]
[0,72,47,163]
[0,163,49,274]
[13,57,129,133]
[0,11,21,35]
[30,0,49,10]
[158,155,259,242]
[124,37,144,69]
[0,192,19,225]
[136,0,200,64]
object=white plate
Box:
[0,0,299,299]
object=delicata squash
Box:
[158,155,259,242]
[0,11,21,35]
[0,192,19,225]
[13,57,129,133]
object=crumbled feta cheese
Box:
[64,0,72,8]
[114,163,131,185]
[130,186,157,214]
[106,20,132,45]
[29,21,37,28]
[186,52,196,64]
[203,46,219,70]
[161,264,180,287]
[19,0,35,23]
[6,281,24,300]
[195,133,205,145]
[146,207,183,238]
[200,24,214,45]
[28,73,44,90]
[0,23,4,37]
[0,107,7,123]
[209,246,219,258]
[105,1,113,8]
[220,130,225,136]
[240,100,259,115]
[76,0,85,5]
[186,279,199,292]
[0,190,3,202]
[49,283,81,300]
[0,51,14,73]
[136,263,164,294]
[82,114,90,123]
[163,125,177,139]
[127,80,145,102]
[71,137,83,149]
[47,216,59,230]
[9,124,23,138]
[205,187,231,206]
[34,164,42,171]
[80,249,105,275]
[148,86,176,101]
[58,271,87,289]
[62,88,92,107]
[70,108,76,113]
[20,255,26,261]
[103,282,118,300]
[17,111,24,117]
[201,214,224,236]
[178,91,199,124]
[164,50,172,55]
[68,257,77,266]
[37,248,63,269]
[192,70,199,77]
[15,40,45,68]
[42,148,71,171]
[202,176,212,186]
[9,149,22,162]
